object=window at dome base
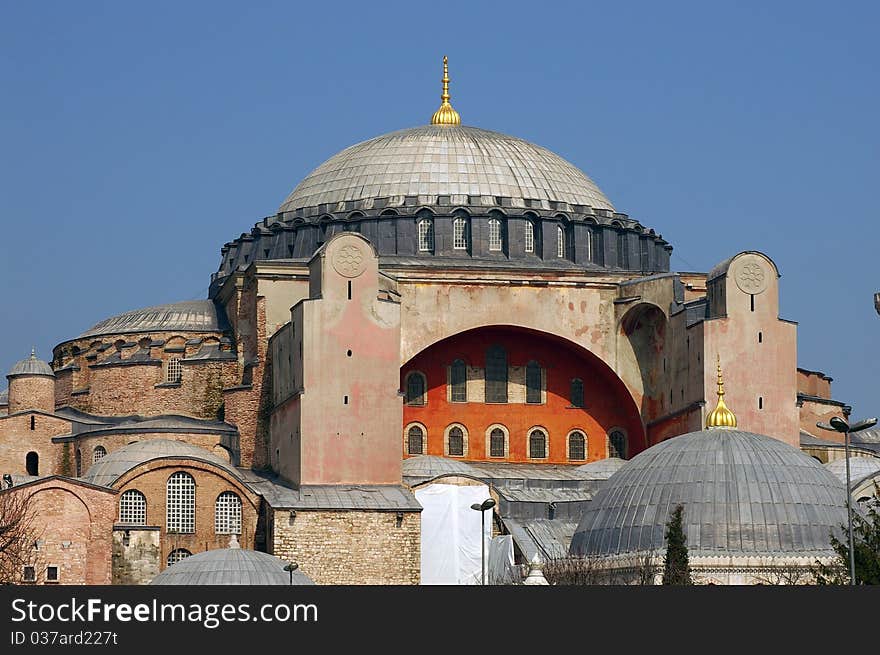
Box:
[524,221,535,253]
[418,219,434,253]
[453,217,469,250]
[488,218,503,252]
[557,225,565,258]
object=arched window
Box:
[524,220,535,253]
[485,345,508,403]
[166,357,182,383]
[568,431,586,461]
[119,489,147,525]
[609,430,628,460]
[557,225,565,258]
[489,427,507,458]
[405,372,426,406]
[586,229,593,261]
[93,446,107,464]
[418,219,434,253]
[488,218,503,251]
[30,416,35,431]
[166,472,195,534]
[407,425,425,455]
[25,452,38,476]
[453,217,469,250]
[529,429,547,459]
[75,449,82,477]
[450,359,467,403]
[448,426,465,457]
[167,549,192,567]
[215,491,242,535]
[526,361,542,404]
[570,378,584,408]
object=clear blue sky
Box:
[1,1,877,419]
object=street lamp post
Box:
[283,561,299,585]
[470,498,496,585]
[817,416,878,585]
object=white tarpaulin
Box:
[415,482,491,585]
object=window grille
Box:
[484,345,508,403]
[488,218,502,251]
[569,431,586,460]
[450,359,467,402]
[609,431,628,459]
[526,361,541,404]
[166,357,182,383]
[119,489,147,525]
[453,217,468,250]
[570,378,584,408]
[529,430,547,459]
[166,472,195,533]
[586,229,593,261]
[418,219,434,252]
[448,427,464,456]
[215,491,242,535]
[407,426,424,455]
[524,221,535,253]
[557,225,565,258]
[167,548,192,567]
[93,445,107,463]
[405,372,426,406]
[490,428,506,458]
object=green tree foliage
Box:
[662,504,692,585]
[817,485,880,585]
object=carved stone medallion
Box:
[332,243,367,278]
[734,257,768,295]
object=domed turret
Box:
[6,349,55,413]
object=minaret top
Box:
[706,355,737,429]
[430,56,461,126]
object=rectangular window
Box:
[46,566,59,582]
[488,219,502,251]
[166,357,182,383]
[23,566,36,583]
[453,218,468,250]
[524,222,535,253]
[418,220,434,252]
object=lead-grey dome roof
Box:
[570,429,848,559]
[280,125,614,213]
[149,547,315,585]
[574,457,627,480]
[77,300,229,340]
[82,439,238,487]
[824,457,880,487]
[8,352,54,378]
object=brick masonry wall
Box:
[7,376,55,414]
[270,509,420,585]
[112,528,160,585]
[0,412,70,477]
[112,460,260,570]
[9,479,117,585]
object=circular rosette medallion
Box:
[332,243,367,278]
[734,257,768,295]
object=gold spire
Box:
[706,355,737,429]
[430,55,461,126]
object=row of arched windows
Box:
[406,349,585,407]
[117,474,242,535]
[404,423,612,461]
[414,216,597,261]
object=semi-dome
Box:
[824,457,880,487]
[77,300,229,340]
[570,429,848,560]
[280,125,614,214]
[8,350,54,378]
[82,439,238,487]
[149,546,315,585]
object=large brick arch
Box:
[401,325,646,462]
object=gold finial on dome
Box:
[706,355,737,429]
[430,55,461,126]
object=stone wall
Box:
[270,508,420,585]
[0,412,70,477]
[112,527,160,585]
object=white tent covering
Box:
[415,482,492,585]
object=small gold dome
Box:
[430,56,461,126]
[706,357,737,429]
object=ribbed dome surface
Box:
[78,300,229,340]
[8,353,54,378]
[824,457,880,486]
[280,125,614,213]
[570,429,848,558]
[149,548,315,585]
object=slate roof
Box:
[77,300,230,339]
[149,548,315,586]
[503,518,578,562]
[571,429,848,558]
[243,473,421,511]
[574,457,627,480]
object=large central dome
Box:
[279,125,615,213]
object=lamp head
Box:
[480,499,496,511]
[470,503,482,511]
[850,417,878,433]
[829,416,850,432]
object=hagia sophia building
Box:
[1,58,876,586]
